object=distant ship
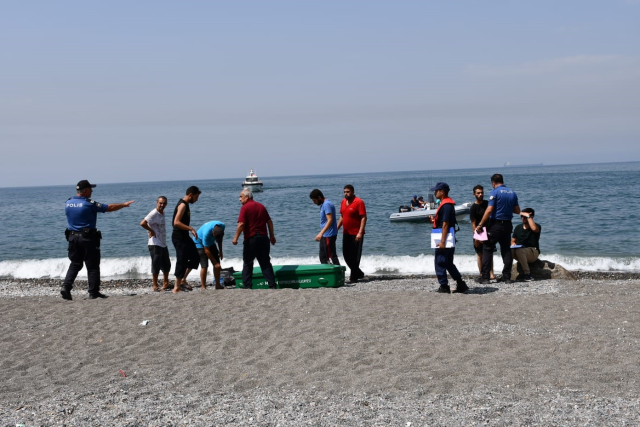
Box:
[504,162,543,167]
[242,169,263,192]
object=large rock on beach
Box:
[512,258,576,281]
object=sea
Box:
[1,162,638,279]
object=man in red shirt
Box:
[337,184,367,283]
[231,189,277,289]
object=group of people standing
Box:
[60,175,540,300]
[432,173,542,294]
[60,179,370,300]
[140,186,280,293]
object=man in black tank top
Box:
[171,186,201,293]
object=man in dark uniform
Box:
[171,186,201,293]
[232,189,277,289]
[62,180,134,300]
[429,182,468,294]
[475,174,520,285]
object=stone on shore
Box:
[512,259,576,280]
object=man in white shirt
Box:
[140,196,171,291]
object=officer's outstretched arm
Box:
[106,200,135,212]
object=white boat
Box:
[504,162,543,167]
[242,169,263,192]
[389,202,472,222]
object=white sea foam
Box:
[1,254,639,279]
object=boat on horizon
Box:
[242,169,263,192]
[504,162,543,167]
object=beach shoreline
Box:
[2,276,639,425]
[1,269,639,295]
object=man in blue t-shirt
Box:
[474,174,521,284]
[192,220,225,289]
[309,189,340,265]
[429,182,468,294]
[62,180,134,301]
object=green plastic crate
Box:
[233,264,346,289]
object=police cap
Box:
[429,182,450,193]
[76,180,97,191]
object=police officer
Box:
[430,182,468,294]
[475,174,520,284]
[61,180,134,300]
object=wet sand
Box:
[1,275,639,425]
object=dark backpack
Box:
[220,267,236,286]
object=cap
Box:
[429,182,450,192]
[76,180,96,191]
[413,194,418,198]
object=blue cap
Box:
[429,182,450,192]
[413,194,417,198]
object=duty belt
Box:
[69,229,100,237]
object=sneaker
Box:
[496,276,513,284]
[453,281,469,294]
[60,290,72,301]
[523,274,534,282]
[475,277,492,285]
[436,285,451,293]
[88,293,108,299]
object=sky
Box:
[1,0,639,187]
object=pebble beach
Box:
[1,273,639,426]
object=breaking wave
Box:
[1,254,639,279]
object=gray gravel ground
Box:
[3,384,640,426]
[1,270,638,298]
[1,273,639,426]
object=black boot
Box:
[453,280,469,294]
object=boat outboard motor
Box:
[427,194,436,209]
[398,205,411,213]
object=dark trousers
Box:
[172,234,199,279]
[482,220,513,279]
[242,235,276,289]
[62,234,101,295]
[343,234,364,280]
[434,247,462,286]
[319,235,340,265]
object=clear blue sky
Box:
[2,1,639,187]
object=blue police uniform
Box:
[487,185,519,221]
[433,202,464,289]
[62,195,109,297]
[482,184,519,281]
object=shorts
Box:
[197,246,220,269]
[148,245,171,274]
